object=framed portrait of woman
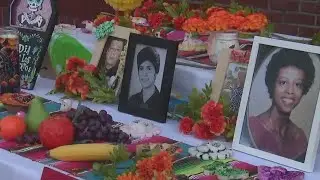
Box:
[90,25,139,95]
[118,33,179,123]
[233,36,320,172]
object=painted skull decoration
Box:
[27,0,44,12]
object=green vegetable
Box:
[311,32,320,46]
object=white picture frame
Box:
[232,36,320,172]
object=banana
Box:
[49,143,117,161]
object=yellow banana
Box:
[49,143,117,161]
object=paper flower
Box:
[95,21,115,39]
[193,122,215,140]
[258,166,304,180]
[179,117,194,134]
[66,57,86,71]
[201,100,224,122]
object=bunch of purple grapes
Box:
[67,107,131,144]
[15,133,40,145]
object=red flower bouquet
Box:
[50,57,116,103]
[177,83,232,140]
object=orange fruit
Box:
[0,115,26,141]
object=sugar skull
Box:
[27,0,44,12]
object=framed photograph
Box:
[118,33,179,123]
[233,36,320,172]
[211,48,250,114]
[90,25,139,94]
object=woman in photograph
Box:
[128,46,161,109]
[248,48,315,162]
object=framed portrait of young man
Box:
[118,33,179,123]
[90,25,139,95]
[233,36,320,172]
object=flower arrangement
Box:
[49,57,116,104]
[117,151,175,180]
[177,83,237,141]
[129,0,271,36]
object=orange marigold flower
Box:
[66,72,89,99]
[182,17,207,33]
[136,158,154,179]
[117,172,140,180]
[55,73,71,90]
[151,151,173,172]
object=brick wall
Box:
[0,0,319,37]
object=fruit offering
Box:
[15,132,40,145]
[26,97,49,133]
[39,115,75,149]
[0,115,26,141]
[69,106,131,144]
[49,143,117,161]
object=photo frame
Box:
[90,25,139,95]
[118,33,179,123]
[211,48,250,115]
[233,36,320,172]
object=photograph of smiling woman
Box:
[247,48,315,162]
[127,46,161,110]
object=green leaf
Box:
[109,144,130,163]
[165,6,179,18]
[260,23,275,37]
[179,0,189,15]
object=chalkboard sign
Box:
[9,0,57,89]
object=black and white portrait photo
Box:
[118,34,179,123]
[127,45,166,110]
[233,36,320,172]
[98,36,127,88]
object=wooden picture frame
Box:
[118,33,179,123]
[211,48,250,113]
[233,36,320,172]
[90,25,139,95]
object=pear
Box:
[26,97,49,132]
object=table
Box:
[0,77,309,179]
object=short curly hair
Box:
[265,48,315,98]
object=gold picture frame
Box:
[90,25,139,95]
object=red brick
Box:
[301,2,320,14]
[0,0,9,7]
[270,0,300,11]
[317,16,320,26]
[298,27,319,38]
[0,8,2,27]
[263,11,284,23]
[274,24,299,36]
[283,13,315,25]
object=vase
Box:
[207,32,240,65]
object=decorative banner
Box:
[10,0,57,90]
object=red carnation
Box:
[193,122,215,140]
[208,116,226,136]
[66,57,86,71]
[148,12,166,29]
[201,100,224,123]
[134,8,143,17]
[179,117,194,134]
[173,16,186,30]
[83,64,97,74]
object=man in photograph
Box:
[104,38,125,78]
[128,46,161,110]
